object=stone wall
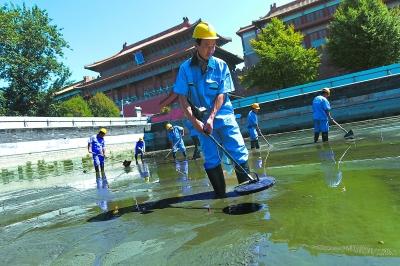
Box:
[0,117,151,158]
[0,125,147,144]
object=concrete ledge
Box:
[0,116,149,129]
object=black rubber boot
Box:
[255,139,260,149]
[235,161,250,184]
[193,149,201,159]
[250,140,256,149]
[183,151,187,160]
[205,164,226,198]
[314,132,320,143]
[172,152,177,161]
[322,132,329,142]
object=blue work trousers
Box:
[314,119,329,133]
[248,126,258,141]
[198,115,248,169]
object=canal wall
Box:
[234,64,400,135]
[0,117,151,160]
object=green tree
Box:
[0,91,6,115]
[36,68,73,116]
[0,4,70,116]
[241,18,320,92]
[327,0,400,71]
[58,96,92,117]
[88,93,120,117]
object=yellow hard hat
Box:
[193,22,219,40]
[99,128,107,134]
[139,137,143,141]
[322,88,331,96]
[251,103,260,110]
[165,123,173,130]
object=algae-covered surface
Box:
[1,116,399,265]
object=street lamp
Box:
[121,98,131,118]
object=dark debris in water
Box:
[222,203,263,215]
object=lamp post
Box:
[121,99,131,118]
[120,99,124,117]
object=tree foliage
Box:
[326,0,400,71]
[0,3,70,116]
[88,93,120,117]
[58,96,92,117]
[241,18,320,92]
[36,67,74,117]
[0,91,6,115]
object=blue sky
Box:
[1,0,291,83]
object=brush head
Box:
[344,130,354,139]
[234,176,275,195]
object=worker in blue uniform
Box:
[166,123,187,161]
[312,88,333,142]
[135,137,145,164]
[247,103,260,149]
[183,119,201,159]
[88,128,108,188]
[174,21,250,197]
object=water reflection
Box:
[25,161,34,179]
[138,162,150,178]
[96,187,110,212]
[317,144,351,188]
[175,160,191,194]
[62,159,74,173]
[0,153,119,184]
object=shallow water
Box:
[1,116,400,265]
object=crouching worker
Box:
[174,21,250,198]
[135,137,145,164]
[166,123,187,161]
[88,128,108,188]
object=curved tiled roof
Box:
[78,45,242,90]
[261,0,321,21]
[237,0,324,35]
[85,18,231,72]
[77,46,194,89]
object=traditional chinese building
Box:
[57,18,243,121]
[237,0,400,79]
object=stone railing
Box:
[0,116,149,130]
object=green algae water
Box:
[0,116,399,265]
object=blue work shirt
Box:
[183,119,199,137]
[312,95,331,120]
[174,55,235,127]
[247,110,258,128]
[168,126,184,144]
[88,134,105,155]
[135,140,145,153]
